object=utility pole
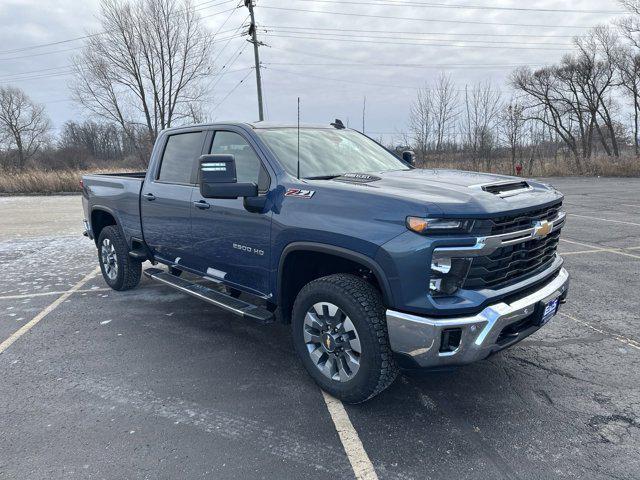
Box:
[245,0,264,121]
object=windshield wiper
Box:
[303,174,343,180]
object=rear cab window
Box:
[157,131,206,184]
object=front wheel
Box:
[292,274,398,404]
[97,225,141,291]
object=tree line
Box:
[404,1,640,175]
[2,0,640,176]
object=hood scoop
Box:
[474,180,533,198]
[333,173,381,184]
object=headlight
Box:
[407,217,474,235]
[429,257,472,296]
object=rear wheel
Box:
[292,274,398,404]
[97,225,141,291]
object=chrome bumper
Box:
[386,267,570,368]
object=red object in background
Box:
[515,164,523,175]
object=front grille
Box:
[488,202,562,235]
[463,229,561,290]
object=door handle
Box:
[143,193,156,201]
[193,200,210,210]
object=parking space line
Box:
[561,248,624,256]
[0,267,100,354]
[322,391,378,480]
[567,213,640,227]
[561,312,640,352]
[560,239,640,259]
[0,287,110,300]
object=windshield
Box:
[257,128,409,178]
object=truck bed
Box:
[82,172,146,244]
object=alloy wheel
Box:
[303,302,362,382]
[100,238,118,281]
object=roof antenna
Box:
[297,97,301,180]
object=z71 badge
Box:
[285,188,315,199]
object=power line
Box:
[289,0,625,15]
[0,32,244,63]
[266,44,545,68]
[264,61,541,69]
[212,68,253,110]
[264,65,513,92]
[262,28,572,48]
[259,5,599,29]
[209,41,250,91]
[261,24,579,39]
[0,0,239,56]
[263,33,570,51]
[264,65,419,90]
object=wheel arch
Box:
[90,207,122,247]
[277,242,394,323]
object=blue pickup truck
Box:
[82,121,569,403]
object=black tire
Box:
[292,274,398,404]
[97,225,141,291]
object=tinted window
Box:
[210,131,262,184]
[158,131,205,184]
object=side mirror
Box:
[402,150,415,166]
[198,154,258,199]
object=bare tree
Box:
[430,73,458,151]
[0,86,51,170]
[512,64,588,172]
[461,81,502,171]
[500,101,526,175]
[73,0,214,149]
[574,26,621,157]
[408,85,432,165]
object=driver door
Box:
[190,129,273,296]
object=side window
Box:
[158,131,205,184]
[210,131,266,187]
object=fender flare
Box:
[277,241,394,306]
[90,205,126,245]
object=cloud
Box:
[0,0,624,139]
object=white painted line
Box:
[567,213,640,227]
[0,287,110,300]
[0,267,100,355]
[561,248,622,256]
[560,239,640,260]
[322,391,379,480]
[621,204,640,208]
[561,312,640,351]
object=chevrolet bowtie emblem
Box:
[533,220,552,238]
[325,337,331,349]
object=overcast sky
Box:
[0,0,626,143]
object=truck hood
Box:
[321,169,563,217]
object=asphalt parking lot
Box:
[0,177,639,480]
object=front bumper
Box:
[386,267,570,368]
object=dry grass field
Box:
[0,168,139,194]
[0,155,638,194]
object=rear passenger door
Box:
[141,130,206,267]
[190,129,273,296]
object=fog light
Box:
[429,257,472,296]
